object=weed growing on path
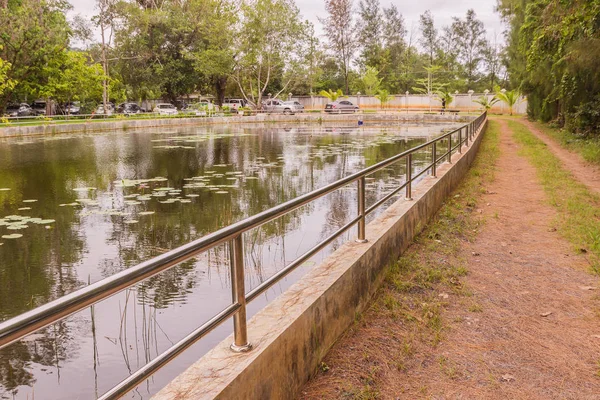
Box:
[509,120,600,274]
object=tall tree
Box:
[419,10,437,66]
[357,0,382,69]
[0,0,71,110]
[320,0,356,94]
[232,0,308,106]
[502,0,600,133]
[452,9,488,89]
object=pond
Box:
[0,120,461,399]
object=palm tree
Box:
[495,89,521,115]
[474,95,500,111]
[375,89,393,109]
[435,90,454,111]
[319,89,344,102]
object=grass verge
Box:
[529,120,600,165]
[300,120,501,399]
[509,120,600,274]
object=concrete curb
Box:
[0,113,472,138]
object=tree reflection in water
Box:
[0,122,457,399]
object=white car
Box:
[154,103,178,115]
[95,105,113,116]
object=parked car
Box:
[173,100,189,111]
[59,101,81,115]
[262,99,304,114]
[31,100,47,116]
[324,100,359,113]
[154,103,178,115]
[117,102,142,115]
[222,98,247,110]
[95,104,114,115]
[4,103,35,117]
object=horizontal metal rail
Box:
[0,111,487,399]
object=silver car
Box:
[262,99,304,114]
[324,100,359,113]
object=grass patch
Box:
[530,120,600,165]
[509,120,600,273]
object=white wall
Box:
[291,93,527,114]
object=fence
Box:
[0,112,488,399]
[292,94,527,114]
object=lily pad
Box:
[0,188,11,191]
[124,220,139,224]
[215,191,228,194]
[2,234,23,239]
[35,219,55,225]
[7,224,28,230]
[22,199,38,203]
[18,207,31,211]
[138,211,155,216]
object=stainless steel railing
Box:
[0,112,487,399]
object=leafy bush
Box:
[567,95,600,137]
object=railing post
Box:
[465,125,470,147]
[458,129,462,154]
[356,176,368,243]
[405,154,413,200]
[230,235,252,352]
[431,142,437,178]
[447,134,452,164]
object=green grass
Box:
[381,119,501,335]
[509,120,600,273]
[530,120,600,165]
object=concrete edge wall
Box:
[152,119,488,400]
[0,113,473,138]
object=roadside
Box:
[299,118,600,399]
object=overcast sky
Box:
[68,0,506,44]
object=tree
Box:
[0,0,71,110]
[320,0,357,94]
[360,66,381,95]
[42,51,106,112]
[419,10,437,66]
[375,89,392,109]
[0,48,15,97]
[483,35,503,91]
[232,0,308,107]
[93,0,119,114]
[319,89,344,101]
[474,95,500,111]
[452,10,488,90]
[357,0,382,69]
[379,4,407,92]
[495,88,521,116]
[435,90,454,109]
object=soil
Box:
[520,118,600,195]
[299,118,600,399]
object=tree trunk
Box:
[214,76,227,107]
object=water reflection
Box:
[0,121,459,399]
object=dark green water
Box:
[0,121,459,399]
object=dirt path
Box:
[300,119,600,399]
[519,118,600,195]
